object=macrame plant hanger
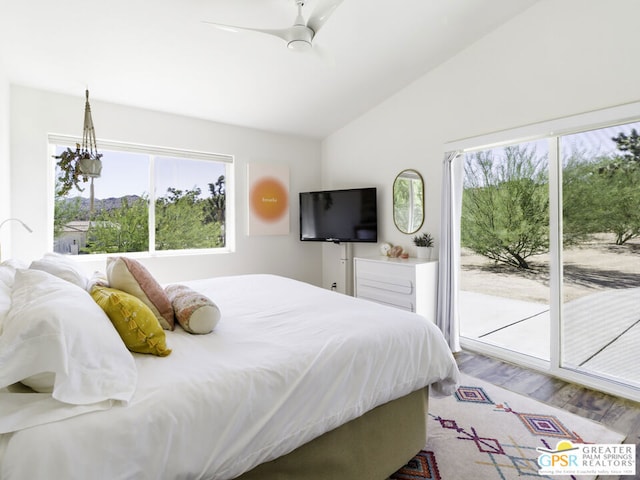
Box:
[79,89,102,212]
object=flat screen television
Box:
[299,187,377,243]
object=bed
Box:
[0,256,459,480]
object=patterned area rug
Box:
[390,373,626,480]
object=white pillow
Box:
[0,260,25,334]
[0,269,137,405]
[86,270,109,291]
[0,265,14,291]
[0,258,27,289]
[0,280,10,335]
[29,253,89,290]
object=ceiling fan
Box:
[203,0,344,52]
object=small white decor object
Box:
[379,242,391,256]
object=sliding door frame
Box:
[447,100,640,402]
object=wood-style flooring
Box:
[454,350,640,480]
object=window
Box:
[51,136,232,255]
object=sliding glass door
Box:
[458,115,640,397]
[459,140,550,361]
[560,123,640,388]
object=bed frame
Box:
[236,387,428,480]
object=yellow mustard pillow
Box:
[91,286,171,357]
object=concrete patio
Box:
[459,289,640,387]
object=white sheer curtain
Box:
[437,151,463,352]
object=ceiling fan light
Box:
[287,39,312,51]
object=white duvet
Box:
[0,274,459,480]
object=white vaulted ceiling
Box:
[0,0,539,139]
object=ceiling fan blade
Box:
[306,0,344,36]
[311,42,336,67]
[202,21,290,43]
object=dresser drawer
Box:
[354,258,414,280]
[356,272,414,295]
[356,285,415,312]
[353,256,438,321]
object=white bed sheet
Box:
[0,274,459,480]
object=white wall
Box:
[321,0,640,289]
[9,86,323,285]
[0,67,10,258]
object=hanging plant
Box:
[52,90,103,210]
[54,144,103,196]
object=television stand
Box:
[338,242,353,296]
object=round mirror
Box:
[393,169,424,234]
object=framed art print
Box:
[247,163,290,235]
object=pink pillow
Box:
[106,257,174,330]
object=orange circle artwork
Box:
[250,177,288,222]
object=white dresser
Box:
[353,256,438,322]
